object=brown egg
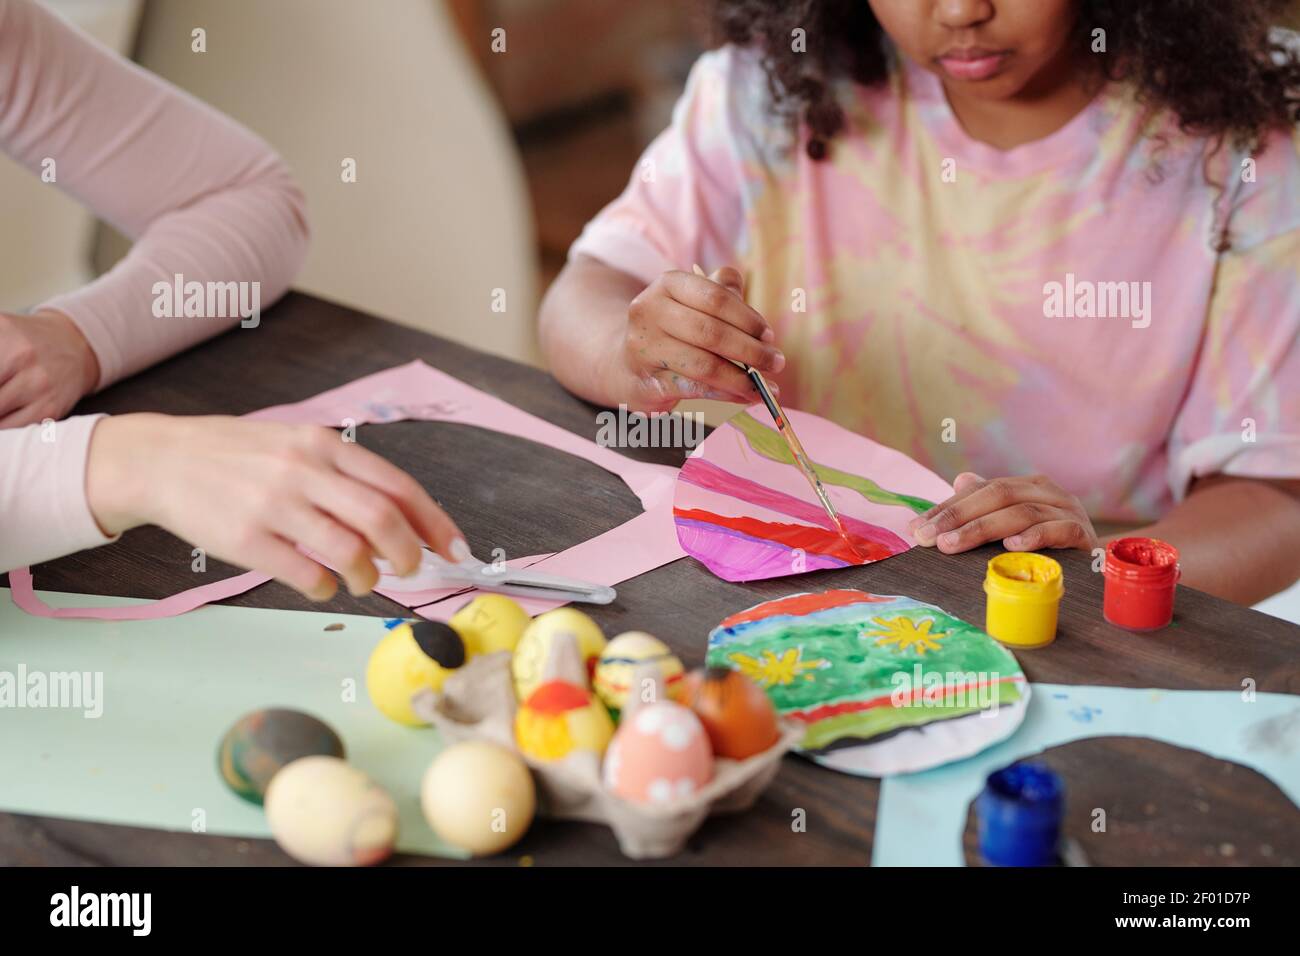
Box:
[678,666,781,760]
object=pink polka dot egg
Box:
[603,701,714,804]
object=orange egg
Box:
[678,667,780,760]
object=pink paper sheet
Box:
[673,407,953,582]
[9,568,272,620]
[13,361,686,621]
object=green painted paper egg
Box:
[217,708,345,805]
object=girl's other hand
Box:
[615,267,785,412]
[86,414,465,601]
[0,311,99,427]
[909,472,1098,554]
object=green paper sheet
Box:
[0,589,467,860]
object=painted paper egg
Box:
[603,702,714,804]
[421,740,535,856]
[512,608,606,700]
[515,680,614,762]
[366,619,467,726]
[678,667,780,760]
[593,631,684,711]
[264,756,397,866]
[217,708,345,804]
[450,594,530,656]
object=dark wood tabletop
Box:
[3,291,1297,867]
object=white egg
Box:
[264,756,398,866]
[421,740,535,856]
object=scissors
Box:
[374,549,616,605]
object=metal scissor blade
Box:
[427,554,617,605]
[474,578,617,605]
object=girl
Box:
[540,0,1300,604]
[0,0,464,595]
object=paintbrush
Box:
[692,264,857,553]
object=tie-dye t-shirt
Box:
[570,45,1300,522]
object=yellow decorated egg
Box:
[366,620,467,726]
[603,702,714,805]
[511,608,606,700]
[421,740,535,856]
[264,756,397,866]
[515,680,614,762]
[593,631,684,711]
[450,594,530,656]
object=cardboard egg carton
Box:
[410,633,802,859]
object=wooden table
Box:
[3,292,1297,866]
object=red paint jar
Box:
[1103,537,1180,631]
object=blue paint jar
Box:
[977,762,1063,866]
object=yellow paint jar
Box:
[983,553,1064,648]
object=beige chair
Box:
[99,0,540,364]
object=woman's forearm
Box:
[1115,476,1300,604]
[2,0,310,391]
[0,415,116,571]
[538,256,644,408]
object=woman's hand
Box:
[0,310,99,427]
[612,267,785,412]
[86,414,465,601]
[909,472,1098,554]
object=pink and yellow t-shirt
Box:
[571,45,1300,523]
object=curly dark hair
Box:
[712,0,1300,160]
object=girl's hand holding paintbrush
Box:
[589,263,785,413]
[623,267,786,411]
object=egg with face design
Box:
[603,701,714,804]
[450,594,530,656]
[366,620,467,726]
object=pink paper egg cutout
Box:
[603,701,714,804]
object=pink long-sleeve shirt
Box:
[0,0,309,572]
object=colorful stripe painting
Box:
[674,407,954,582]
[706,589,1029,776]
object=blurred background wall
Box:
[445,0,703,291]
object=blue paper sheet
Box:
[873,682,1300,865]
